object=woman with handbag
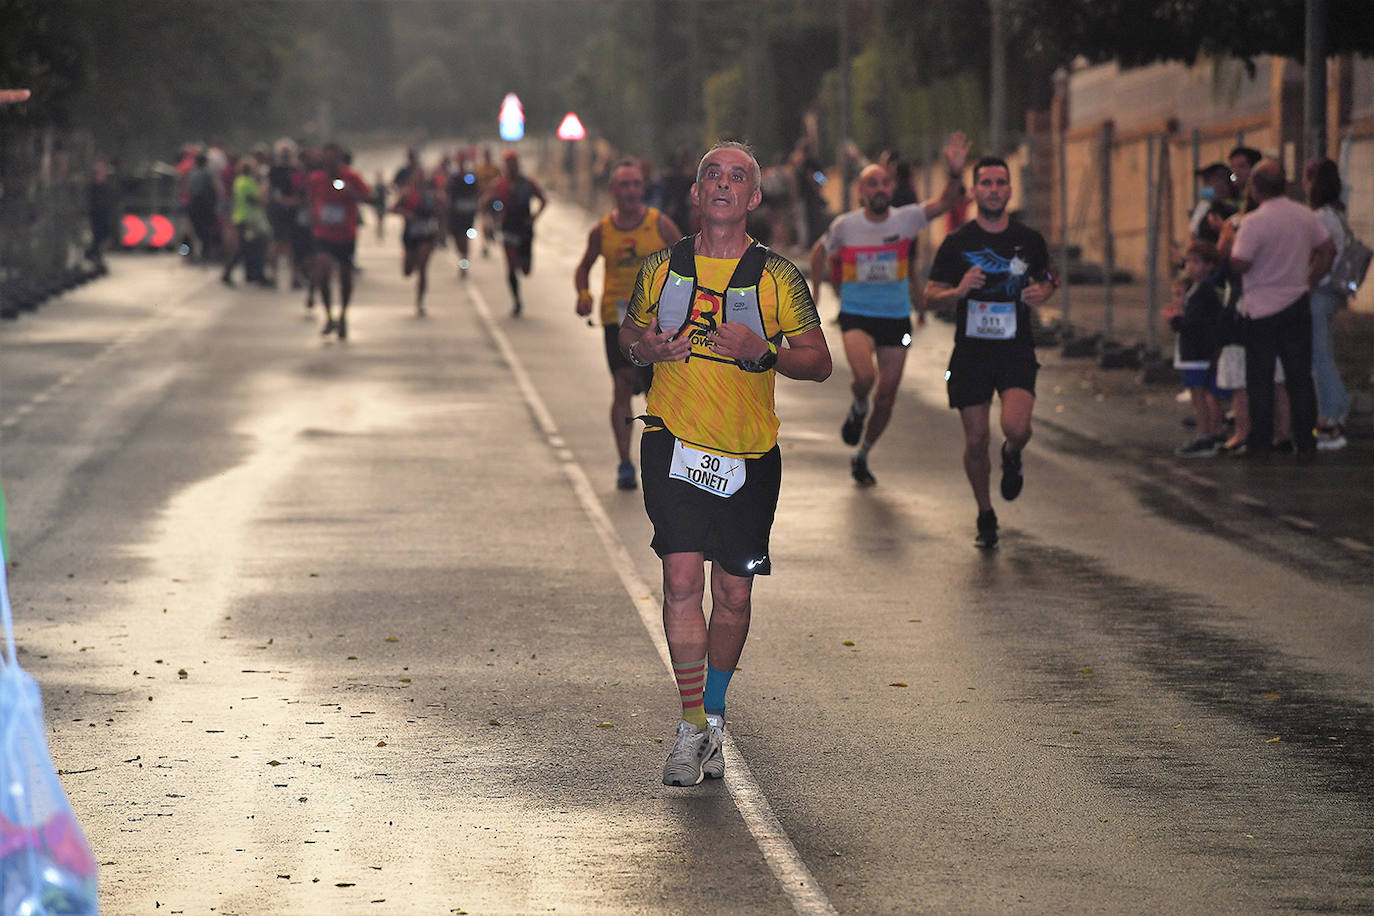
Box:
[1305,158,1351,451]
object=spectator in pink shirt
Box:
[1227,160,1336,459]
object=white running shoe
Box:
[662,720,717,787]
[702,714,725,779]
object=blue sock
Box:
[703,665,735,717]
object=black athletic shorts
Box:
[502,226,534,263]
[313,237,356,266]
[838,313,913,348]
[602,325,653,393]
[604,324,632,373]
[640,428,781,578]
[946,343,1039,409]
[402,230,438,253]
[450,203,478,232]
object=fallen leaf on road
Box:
[1266,736,1281,743]
[1081,668,1094,675]
[489,719,500,726]
[376,741,387,747]
[268,760,282,766]
[888,683,908,688]
[842,640,855,646]
[177,669,188,679]
[596,722,614,728]
[1265,693,1280,700]
[385,637,399,643]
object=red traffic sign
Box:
[121,213,177,248]
[148,214,175,247]
[121,214,147,247]
[556,112,586,141]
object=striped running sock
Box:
[703,665,735,717]
[673,657,708,728]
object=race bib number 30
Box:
[669,440,746,498]
[966,300,1017,340]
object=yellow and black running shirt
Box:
[598,207,666,326]
[626,245,820,458]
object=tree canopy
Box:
[3,0,1369,167]
[1006,0,1374,70]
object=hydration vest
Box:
[656,234,770,345]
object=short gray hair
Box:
[696,140,761,190]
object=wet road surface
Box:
[2,160,1371,913]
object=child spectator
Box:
[1167,240,1226,456]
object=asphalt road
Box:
[1,182,1371,914]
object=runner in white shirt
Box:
[810,132,968,485]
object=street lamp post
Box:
[1304,0,1328,162]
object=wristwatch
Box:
[738,340,778,373]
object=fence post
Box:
[1054,67,1071,324]
[1144,133,1160,352]
[1100,121,1114,341]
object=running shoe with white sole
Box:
[702,714,725,779]
[663,720,717,787]
[840,404,867,446]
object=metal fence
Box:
[0,126,100,319]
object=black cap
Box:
[1195,162,1230,179]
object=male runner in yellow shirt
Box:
[619,141,831,786]
[574,160,682,490]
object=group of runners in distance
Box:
[575,136,1055,785]
[225,141,547,338]
[383,145,548,318]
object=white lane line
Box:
[1334,537,1372,553]
[1277,514,1318,532]
[467,284,837,916]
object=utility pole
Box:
[838,0,852,212]
[1305,0,1328,161]
[747,2,762,144]
[989,0,1007,155]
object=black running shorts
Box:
[502,226,534,264]
[604,324,632,373]
[838,313,913,348]
[640,428,780,578]
[601,325,653,393]
[313,237,356,266]
[946,344,1039,409]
